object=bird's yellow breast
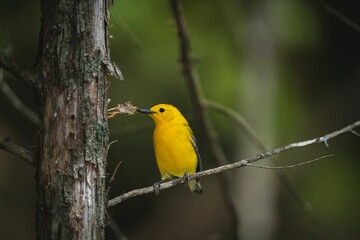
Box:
[153,123,197,180]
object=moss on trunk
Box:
[36,1,111,239]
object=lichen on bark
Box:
[36,1,111,239]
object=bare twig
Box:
[204,100,350,237]
[109,160,123,184]
[108,101,138,118]
[110,6,143,51]
[169,0,240,228]
[108,120,360,207]
[0,51,37,89]
[107,140,119,152]
[244,155,333,169]
[321,1,360,32]
[350,129,360,137]
[0,137,35,166]
[0,69,40,125]
[203,100,262,147]
[204,100,320,205]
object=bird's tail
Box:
[188,179,202,194]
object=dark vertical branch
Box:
[36,0,111,239]
[169,0,241,234]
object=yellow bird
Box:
[138,104,202,194]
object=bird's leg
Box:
[153,179,166,196]
[183,172,191,184]
[153,182,160,196]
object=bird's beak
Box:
[137,108,156,114]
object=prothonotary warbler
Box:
[138,104,203,194]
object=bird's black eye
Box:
[159,108,165,113]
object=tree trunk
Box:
[36,0,110,239]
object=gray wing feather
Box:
[190,135,202,173]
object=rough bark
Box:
[36,0,110,239]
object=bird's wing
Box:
[190,134,202,173]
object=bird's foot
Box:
[153,182,161,196]
[183,172,191,184]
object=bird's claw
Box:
[322,136,330,147]
[183,172,190,184]
[153,182,160,196]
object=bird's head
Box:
[137,104,188,125]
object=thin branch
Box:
[203,100,332,222]
[205,99,360,151]
[108,120,360,207]
[110,6,143,51]
[203,100,263,147]
[321,1,360,32]
[169,0,240,228]
[0,69,40,125]
[244,155,333,169]
[0,51,37,89]
[109,160,123,184]
[0,137,35,166]
[350,129,360,137]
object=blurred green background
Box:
[1,0,360,239]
